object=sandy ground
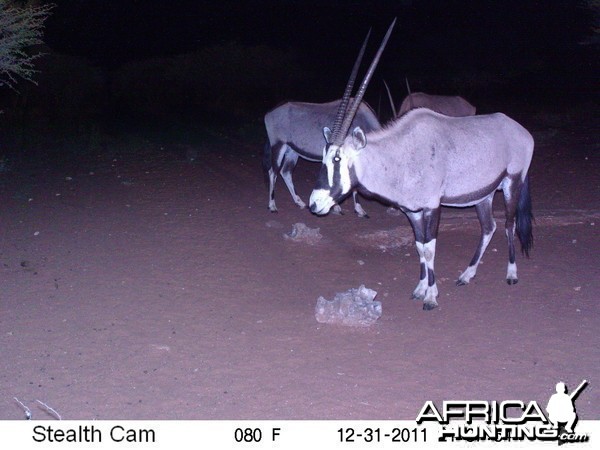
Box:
[0,114,598,420]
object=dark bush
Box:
[111,42,310,125]
[0,48,107,155]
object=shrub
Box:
[0,0,53,90]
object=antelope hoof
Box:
[294,199,307,209]
[457,267,476,286]
[354,204,369,218]
[423,301,438,311]
[506,278,518,285]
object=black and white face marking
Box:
[309,127,366,215]
[309,148,356,216]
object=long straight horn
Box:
[330,28,371,144]
[405,76,413,110]
[334,18,396,145]
[383,79,397,117]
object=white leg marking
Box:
[415,241,425,253]
[280,158,305,209]
[413,278,428,300]
[294,197,307,209]
[458,224,496,284]
[458,265,477,285]
[268,168,277,212]
[424,238,436,262]
[505,223,516,239]
[352,191,368,217]
[506,261,518,283]
[423,288,439,308]
[412,242,428,300]
[423,239,439,308]
[353,202,367,217]
[504,178,513,203]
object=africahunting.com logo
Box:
[416,380,589,444]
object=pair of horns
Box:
[330,18,396,146]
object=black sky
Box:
[40,1,597,101]
[43,1,593,63]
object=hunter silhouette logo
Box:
[546,380,589,443]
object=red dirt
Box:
[1,116,598,420]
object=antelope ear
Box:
[323,127,333,144]
[352,127,367,150]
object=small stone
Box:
[315,285,382,327]
[284,223,322,245]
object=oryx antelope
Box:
[309,21,534,310]
[263,28,383,218]
[398,92,476,116]
[263,99,381,217]
[385,79,476,117]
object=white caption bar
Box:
[0,420,596,449]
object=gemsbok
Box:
[309,21,534,311]
[263,99,380,217]
[385,79,476,117]
[263,29,381,217]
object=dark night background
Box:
[0,0,598,160]
[0,2,599,422]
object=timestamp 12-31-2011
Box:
[338,426,427,444]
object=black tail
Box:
[261,141,272,187]
[516,175,534,257]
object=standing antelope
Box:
[309,21,533,311]
[263,28,384,218]
[398,92,476,116]
[263,99,380,217]
[385,79,476,117]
